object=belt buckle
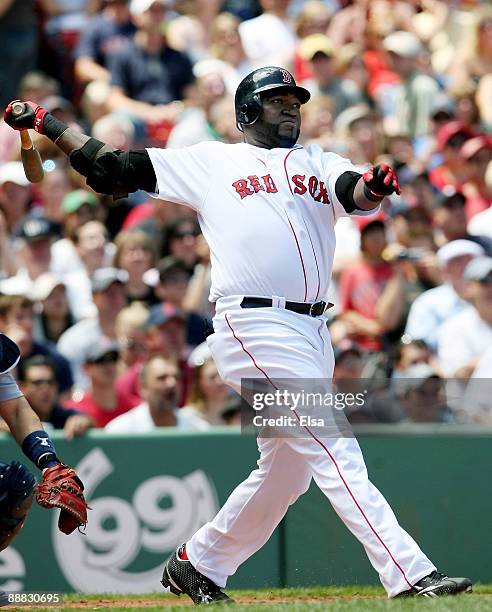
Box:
[310,301,326,316]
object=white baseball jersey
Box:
[147,142,369,303]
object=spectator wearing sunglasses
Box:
[154,256,208,347]
[15,355,93,440]
[72,339,138,427]
[163,216,201,271]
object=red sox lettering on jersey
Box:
[232,174,330,204]
[146,141,363,304]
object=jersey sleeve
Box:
[0,372,23,402]
[146,143,213,212]
[322,151,379,220]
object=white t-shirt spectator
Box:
[405,283,469,351]
[437,306,492,376]
[239,14,297,69]
[104,402,210,433]
[468,207,492,241]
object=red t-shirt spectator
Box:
[71,390,138,428]
[339,259,394,351]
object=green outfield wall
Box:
[0,425,489,593]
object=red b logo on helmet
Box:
[280,69,292,84]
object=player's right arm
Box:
[3,101,158,198]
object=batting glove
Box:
[3,100,48,133]
[362,163,401,201]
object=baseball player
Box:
[4,66,471,603]
[0,333,88,606]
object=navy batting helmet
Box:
[235,66,311,131]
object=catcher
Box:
[0,333,88,565]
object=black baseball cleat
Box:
[395,571,472,598]
[161,544,233,605]
[0,591,10,607]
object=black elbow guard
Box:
[86,150,127,195]
[86,150,156,196]
[69,138,107,177]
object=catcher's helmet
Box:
[235,66,310,130]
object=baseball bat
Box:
[12,103,45,183]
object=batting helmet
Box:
[235,66,311,130]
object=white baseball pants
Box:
[186,297,436,597]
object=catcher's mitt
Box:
[36,463,89,534]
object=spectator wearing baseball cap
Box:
[62,190,99,231]
[143,302,185,356]
[0,163,33,280]
[432,188,492,256]
[0,162,32,235]
[429,122,475,192]
[152,256,209,347]
[338,216,405,353]
[0,217,58,297]
[30,273,75,346]
[333,105,383,165]
[333,341,365,382]
[72,339,138,428]
[438,256,492,379]
[165,59,231,149]
[394,364,456,423]
[153,256,190,304]
[382,31,440,138]
[50,190,102,282]
[389,196,433,252]
[299,34,367,116]
[405,240,485,350]
[57,268,128,391]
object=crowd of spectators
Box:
[0,0,491,432]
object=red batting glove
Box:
[362,163,401,200]
[3,100,48,133]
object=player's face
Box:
[249,91,302,149]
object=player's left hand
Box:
[36,463,89,534]
[362,163,401,198]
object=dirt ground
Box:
[4,593,385,609]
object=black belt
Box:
[240,297,330,317]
